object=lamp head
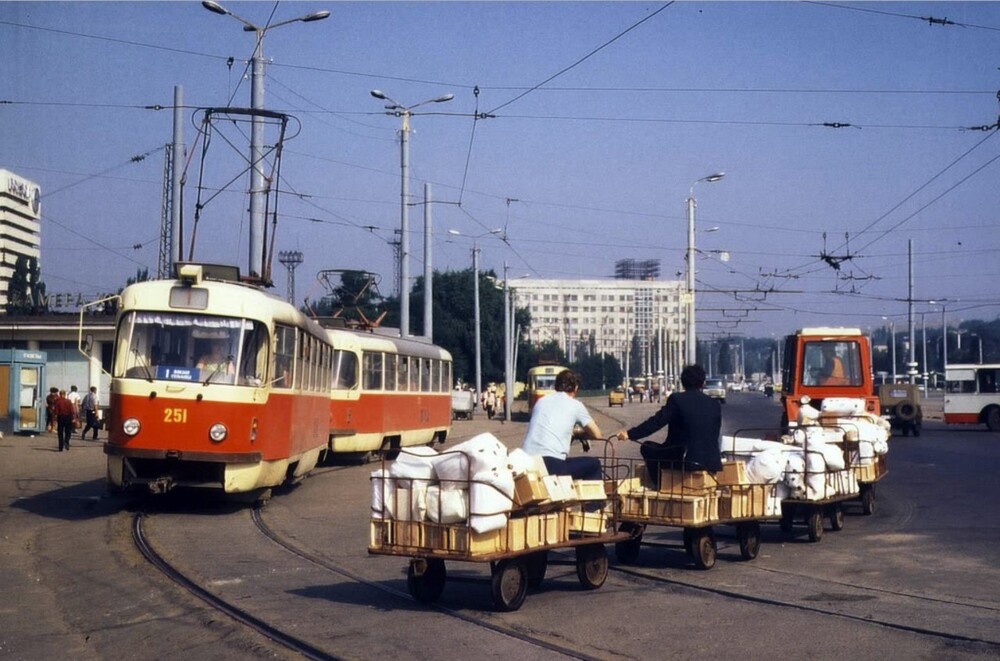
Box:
[370,90,387,100]
[202,0,228,15]
[302,10,330,22]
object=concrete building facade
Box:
[0,169,43,309]
[510,278,688,385]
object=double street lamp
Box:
[685,173,725,365]
[201,1,329,279]
[371,90,454,337]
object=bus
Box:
[944,363,1000,431]
[525,364,567,411]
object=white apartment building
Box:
[0,169,42,309]
[510,278,688,382]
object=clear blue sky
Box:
[4,1,999,338]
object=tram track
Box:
[132,511,343,661]
[250,507,608,661]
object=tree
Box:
[311,270,389,327]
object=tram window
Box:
[979,369,1000,394]
[363,352,383,390]
[333,350,357,389]
[274,325,295,389]
[386,356,408,390]
[238,322,268,386]
[421,358,431,392]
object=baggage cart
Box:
[450,390,475,420]
[608,453,780,571]
[368,442,628,611]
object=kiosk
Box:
[0,350,47,435]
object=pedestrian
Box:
[45,386,59,433]
[67,385,82,418]
[81,386,100,440]
[616,364,722,489]
[54,390,76,452]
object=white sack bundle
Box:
[506,448,535,477]
[434,433,509,488]
[798,404,821,424]
[390,446,440,487]
[370,469,395,519]
[469,467,514,533]
[746,449,785,484]
[426,485,469,524]
[720,435,788,455]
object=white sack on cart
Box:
[746,449,785,484]
[506,448,535,477]
[783,451,806,497]
[370,469,395,519]
[813,441,846,471]
[389,446,440,487]
[720,436,788,460]
[433,433,509,488]
[394,481,430,521]
[798,404,821,424]
[820,397,866,417]
[426,485,469,524]
[469,466,515,533]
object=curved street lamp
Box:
[371,90,454,337]
[685,172,725,365]
[201,1,329,279]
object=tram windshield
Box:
[114,311,269,386]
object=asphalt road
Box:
[1,392,998,660]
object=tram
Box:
[105,263,333,497]
[325,324,453,458]
[525,363,567,411]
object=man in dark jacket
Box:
[617,364,722,487]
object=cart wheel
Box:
[407,558,446,604]
[576,544,609,590]
[691,528,717,570]
[490,559,528,612]
[779,510,794,533]
[615,523,644,565]
[807,510,824,543]
[737,521,761,561]
[861,485,876,516]
[828,504,845,531]
[525,551,548,589]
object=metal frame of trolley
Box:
[609,446,780,571]
[368,441,629,611]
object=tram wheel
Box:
[490,559,527,611]
[525,551,548,589]
[861,486,876,516]
[737,521,761,561]
[807,510,824,543]
[828,504,845,531]
[576,544,609,589]
[691,528,717,570]
[614,523,644,565]
[407,558,446,604]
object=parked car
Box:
[608,386,626,407]
[704,378,727,404]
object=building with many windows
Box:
[0,169,43,310]
[510,277,688,385]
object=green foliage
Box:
[312,270,388,326]
[570,352,624,391]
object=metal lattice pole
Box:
[278,250,303,305]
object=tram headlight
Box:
[122,418,141,436]
[209,423,228,443]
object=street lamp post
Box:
[201,1,329,279]
[448,228,502,402]
[371,89,454,337]
[882,317,897,382]
[685,172,725,365]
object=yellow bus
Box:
[525,364,567,411]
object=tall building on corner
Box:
[0,169,42,310]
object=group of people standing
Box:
[45,385,101,452]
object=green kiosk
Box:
[0,350,47,435]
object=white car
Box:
[704,378,727,404]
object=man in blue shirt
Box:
[521,369,603,480]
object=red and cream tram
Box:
[325,324,453,459]
[105,264,333,496]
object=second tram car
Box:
[325,325,453,459]
[105,264,332,497]
[525,363,567,411]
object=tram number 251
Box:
[164,408,188,423]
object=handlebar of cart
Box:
[368,438,629,611]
